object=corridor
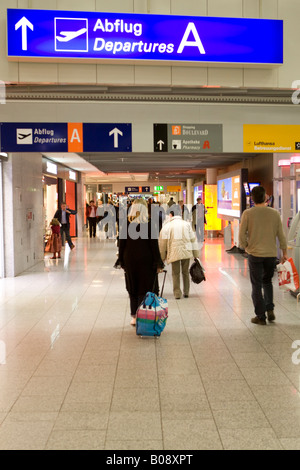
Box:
[0,236,299,450]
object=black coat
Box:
[119,221,164,297]
[54,208,77,226]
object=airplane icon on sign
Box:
[18,132,32,140]
[16,128,33,144]
[56,28,87,42]
[55,18,88,52]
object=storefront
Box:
[43,158,58,247]
[65,170,78,237]
[43,158,78,246]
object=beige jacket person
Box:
[159,215,200,264]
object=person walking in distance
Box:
[159,208,199,299]
[86,200,97,238]
[239,185,288,325]
[192,197,207,243]
[54,202,76,250]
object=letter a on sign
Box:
[177,22,206,54]
[68,123,83,152]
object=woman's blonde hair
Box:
[128,198,148,223]
[50,218,60,226]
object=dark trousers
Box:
[248,255,276,320]
[88,217,97,237]
[194,220,205,243]
[129,294,144,317]
[60,224,73,248]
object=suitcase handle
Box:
[151,269,167,297]
[159,269,167,297]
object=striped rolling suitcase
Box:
[136,270,168,337]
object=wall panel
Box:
[97,64,135,85]
[58,64,97,85]
[208,68,243,87]
[208,0,243,17]
[19,63,58,83]
[171,66,207,87]
[242,0,260,17]
[171,0,207,15]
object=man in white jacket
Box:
[159,209,200,299]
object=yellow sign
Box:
[243,124,300,153]
[204,185,222,231]
[167,185,181,192]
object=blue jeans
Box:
[60,224,73,248]
[248,255,276,320]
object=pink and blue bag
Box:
[136,271,168,337]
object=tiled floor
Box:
[0,233,300,450]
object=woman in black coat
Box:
[119,199,164,326]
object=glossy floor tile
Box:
[1,234,300,450]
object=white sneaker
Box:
[130,317,136,326]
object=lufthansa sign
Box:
[7,9,283,65]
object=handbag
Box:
[189,258,206,284]
[44,239,51,252]
[277,257,299,292]
[136,270,168,337]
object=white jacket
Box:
[159,216,200,264]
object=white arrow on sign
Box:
[109,128,123,148]
[15,17,34,51]
[157,140,164,150]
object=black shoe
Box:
[251,316,266,326]
[267,310,275,322]
[184,294,189,298]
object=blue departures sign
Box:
[0,123,132,152]
[7,9,283,65]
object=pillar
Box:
[206,168,217,185]
[281,165,291,239]
[186,178,193,206]
[180,182,186,201]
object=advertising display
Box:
[194,185,203,205]
[7,9,283,66]
[217,169,248,220]
[248,182,260,192]
[204,185,221,231]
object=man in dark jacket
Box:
[54,202,76,250]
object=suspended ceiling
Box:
[44,150,263,183]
